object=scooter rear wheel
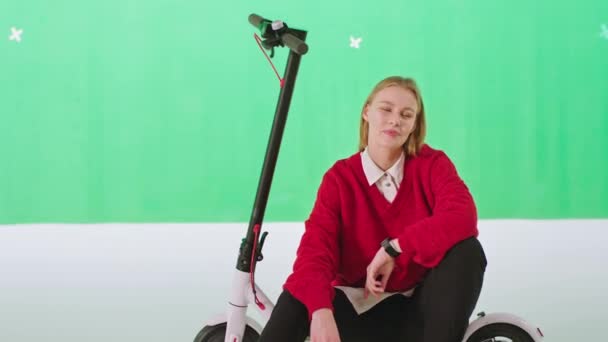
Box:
[466,322,535,342]
[194,323,260,342]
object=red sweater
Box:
[283,144,478,319]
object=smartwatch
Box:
[381,238,401,258]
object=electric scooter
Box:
[193,13,545,342]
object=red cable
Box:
[250,224,265,310]
[249,32,281,310]
[254,33,285,88]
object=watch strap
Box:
[381,238,401,257]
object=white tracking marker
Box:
[601,24,608,40]
[9,27,23,42]
[350,35,362,49]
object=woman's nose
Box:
[388,112,401,125]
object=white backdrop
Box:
[1,220,606,341]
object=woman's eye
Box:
[380,107,391,112]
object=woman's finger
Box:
[380,275,389,291]
[367,277,376,295]
[366,278,376,297]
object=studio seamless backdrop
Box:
[1,0,607,224]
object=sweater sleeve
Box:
[396,152,478,268]
[283,170,342,321]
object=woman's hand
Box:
[365,247,395,298]
[310,308,341,342]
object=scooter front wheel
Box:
[194,323,260,342]
[465,322,535,342]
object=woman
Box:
[258,76,488,342]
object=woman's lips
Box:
[383,129,399,137]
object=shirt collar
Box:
[360,147,405,186]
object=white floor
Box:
[1,219,606,341]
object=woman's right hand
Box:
[310,308,341,342]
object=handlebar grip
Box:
[249,14,265,29]
[282,33,309,55]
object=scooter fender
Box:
[462,312,544,342]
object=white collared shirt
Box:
[334,147,415,315]
[361,147,404,202]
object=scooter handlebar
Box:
[249,13,308,55]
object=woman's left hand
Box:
[364,247,395,298]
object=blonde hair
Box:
[358,76,426,157]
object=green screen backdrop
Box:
[1,0,607,223]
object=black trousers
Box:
[258,237,487,342]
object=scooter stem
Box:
[236,23,308,273]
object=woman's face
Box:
[363,86,418,151]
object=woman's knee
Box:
[442,236,488,271]
[420,237,487,302]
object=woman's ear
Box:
[362,104,369,121]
